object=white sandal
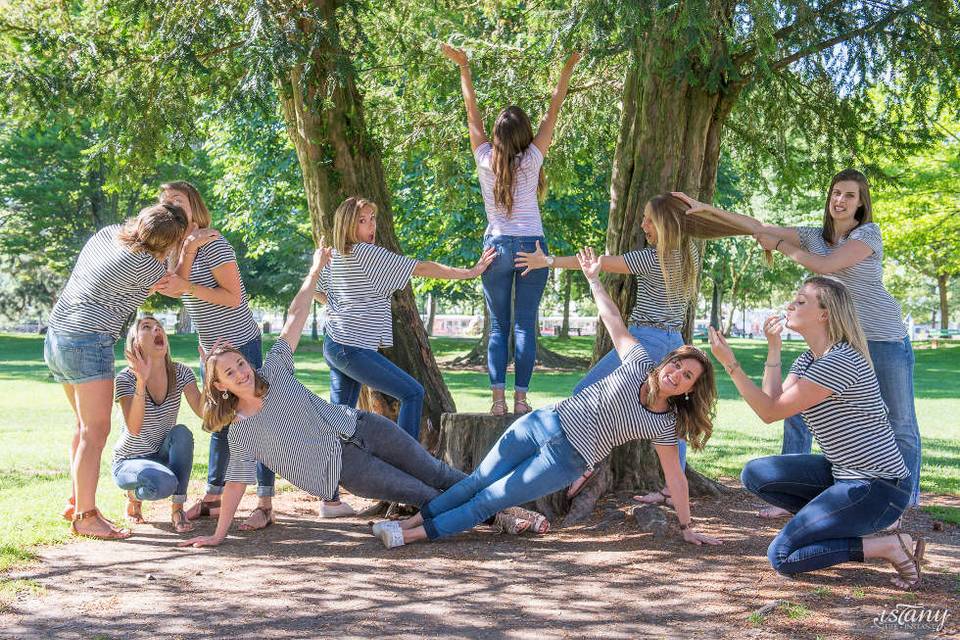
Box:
[378,524,406,549]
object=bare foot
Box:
[126,492,145,524]
[239,507,275,531]
[885,533,924,589]
[633,489,674,507]
[171,508,195,533]
[757,506,791,519]
[185,497,221,521]
[72,511,132,540]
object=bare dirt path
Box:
[2,484,957,639]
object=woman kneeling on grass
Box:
[708,277,922,589]
[178,244,537,548]
[113,317,204,533]
[374,248,722,549]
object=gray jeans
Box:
[339,411,466,507]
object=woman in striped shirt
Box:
[112,317,203,533]
[314,196,494,517]
[177,245,514,548]
[442,44,581,416]
[375,247,722,549]
[709,277,922,588]
[516,193,702,502]
[158,182,277,531]
[45,203,187,540]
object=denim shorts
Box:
[44,328,116,384]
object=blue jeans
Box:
[43,328,116,384]
[204,335,276,497]
[323,335,424,440]
[741,454,911,575]
[481,235,549,391]
[573,324,688,469]
[112,425,195,503]
[780,336,921,505]
[420,407,588,539]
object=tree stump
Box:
[438,413,518,474]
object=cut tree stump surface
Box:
[438,412,518,473]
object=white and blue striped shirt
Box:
[113,363,196,462]
[623,243,700,332]
[475,142,545,237]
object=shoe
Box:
[513,398,533,415]
[490,399,508,416]
[378,524,405,549]
[371,520,401,537]
[493,511,531,535]
[319,501,356,518]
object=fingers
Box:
[535,240,542,254]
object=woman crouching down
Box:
[376,248,722,549]
[178,244,531,548]
[708,277,922,588]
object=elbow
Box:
[226,292,243,308]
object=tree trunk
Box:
[311,299,319,341]
[723,296,736,337]
[438,413,514,474]
[175,305,192,334]
[426,292,436,337]
[709,277,723,330]
[276,2,454,440]
[559,270,572,339]
[938,273,949,333]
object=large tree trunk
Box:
[276,2,454,441]
[938,273,949,333]
[425,292,436,337]
[559,270,572,339]
[709,277,723,330]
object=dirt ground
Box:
[1,482,957,639]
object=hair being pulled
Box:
[117,203,188,256]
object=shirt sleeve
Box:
[315,265,329,296]
[800,349,859,396]
[522,142,544,170]
[176,363,197,391]
[140,254,169,285]
[355,243,418,296]
[621,342,652,367]
[200,236,239,270]
[849,223,883,258]
[473,141,492,167]
[114,369,136,402]
[652,423,679,447]
[263,338,295,377]
[622,248,658,276]
[788,351,814,377]
[224,439,258,485]
[793,226,823,253]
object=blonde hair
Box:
[645,195,700,303]
[160,181,212,229]
[672,195,774,266]
[201,346,270,432]
[332,196,377,255]
[822,169,872,245]
[803,276,872,366]
[491,106,546,217]
[125,316,177,399]
[644,345,717,452]
[117,203,187,256]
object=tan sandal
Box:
[505,506,550,534]
[891,533,924,589]
[513,398,533,415]
[61,496,76,522]
[126,491,145,524]
[490,399,508,416]
[171,508,195,533]
[185,498,221,521]
[71,509,133,540]
[239,506,275,531]
[493,511,530,535]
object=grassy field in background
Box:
[1,332,957,572]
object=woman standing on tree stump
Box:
[710,277,922,589]
[441,43,581,417]
[373,247,722,549]
[313,196,494,517]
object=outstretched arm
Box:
[442,44,488,151]
[532,52,582,156]
[515,241,633,275]
[755,233,873,274]
[412,247,496,280]
[655,444,721,546]
[671,192,801,245]
[578,247,637,359]
[177,481,245,547]
[280,242,331,353]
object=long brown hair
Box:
[645,195,700,303]
[491,106,546,216]
[332,196,377,255]
[160,180,212,229]
[117,203,187,256]
[803,276,871,366]
[125,316,176,399]
[201,346,269,433]
[821,169,872,245]
[644,345,717,452]
[673,194,774,265]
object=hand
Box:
[198,337,232,370]
[154,273,190,298]
[707,326,736,369]
[682,527,722,546]
[514,241,548,276]
[763,314,784,350]
[754,231,780,251]
[311,237,333,274]
[177,534,224,548]
[125,345,152,381]
[565,51,583,67]
[670,191,712,215]
[184,224,220,252]
[466,247,497,278]
[576,246,602,282]
[441,43,468,67]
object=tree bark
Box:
[275,1,454,440]
[709,277,723,330]
[559,270,572,339]
[175,305,192,334]
[426,292,436,337]
[938,273,949,333]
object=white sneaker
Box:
[378,524,405,549]
[371,520,401,537]
[318,501,356,518]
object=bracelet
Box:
[724,361,741,375]
[187,283,197,296]
[764,361,781,367]
[133,389,145,397]
[774,238,783,251]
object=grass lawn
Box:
[1,331,957,572]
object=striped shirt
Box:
[224,338,358,499]
[316,243,418,350]
[182,236,261,351]
[795,223,906,341]
[554,343,677,468]
[475,142,545,237]
[47,225,168,340]
[113,363,196,462]
[790,342,909,481]
[623,243,701,331]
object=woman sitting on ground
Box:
[708,277,922,588]
[113,316,203,533]
[374,247,722,549]
[178,243,537,548]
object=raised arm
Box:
[412,247,496,280]
[515,241,633,276]
[532,52,582,156]
[442,44,488,151]
[280,244,331,353]
[671,192,801,245]
[755,233,873,275]
[183,379,204,419]
[578,247,638,359]
[117,348,152,436]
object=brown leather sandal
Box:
[186,498,221,520]
[239,507,275,531]
[126,491,145,524]
[891,533,925,589]
[61,496,76,522]
[71,509,133,540]
[490,399,508,416]
[171,508,195,533]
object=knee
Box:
[766,535,795,576]
[740,460,763,494]
[139,468,177,501]
[402,382,424,403]
[78,422,110,446]
[170,424,194,446]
